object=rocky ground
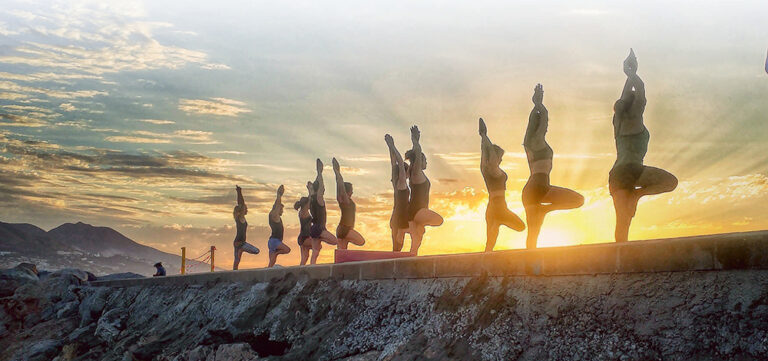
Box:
[1,263,768,361]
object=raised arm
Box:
[314,158,325,204]
[524,84,545,148]
[332,157,349,204]
[236,185,245,207]
[409,125,423,172]
[269,185,284,221]
[479,118,493,170]
[629,73,645,102]
[619,49,639,103]
[385,134,402,180]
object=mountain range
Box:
[0,221,212,276]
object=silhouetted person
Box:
[479,118,525,251]
[153,262,166,277]
[405,126,443,255]
[267,185,291,267]
[610,49,677,242]
[233,185,260,270]
[385,134,411,252]
[522,84,585,249]
[309,159,339,263]
[294,184,313,265]
[332,158,366,249]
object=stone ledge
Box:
[91,230,768,287]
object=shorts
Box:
[522,173,551,206]
[267,237,283,253]
[298,234,310,246]
[310,223,326,238]
[609,163,644,194]
[336,224,352,239]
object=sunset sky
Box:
[1,0,767,269]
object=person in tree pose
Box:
[267,185,291,267]
[232,185,260,270]
[405,126,443,255]
[522,84,584,249]
[294,183,314,265]
[385,134,411,252]
[609,49,677,242]
[309,159,338,263]
[332,157,365,249]
[478,118,525,251]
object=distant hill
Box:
[0,221,215,276]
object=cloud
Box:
[137,119,175,125]
[104,136,171,144]
[0,92,29,100]
[0,113,49,127]
[105,130,217,144]
[0,80,107,99]
[59,103,76,111]
[178,98,250,117]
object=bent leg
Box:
[320,230,338,246]
[636,166,678,197]
[415,208,443,227]
[499,208,525,232]
[276,243,291,255]
[242,242,260,255]
[541,186,585,212]
[344,229,365,247]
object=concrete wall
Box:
[92,230,768,287]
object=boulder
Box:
[0,263,39,297]
[95,307,128,343]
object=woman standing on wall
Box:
[405,126,443,255]
[294,182,314,265]
[332,157,366,249]
[385,134,411,252]
[232,185,260,270]
[609,49,677,242]
[266,185,291,267]
[309,159,339,263]
[522,84,584,249]
[478,118,525,252]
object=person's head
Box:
[312,180,320,191]
[154,262,163,268]
[490,144,504,165]
[294,196,309,211]
[344,182,353,197]
[404,150,427,170]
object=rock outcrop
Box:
[1,263,768,360]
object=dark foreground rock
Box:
[1,263,768,360]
